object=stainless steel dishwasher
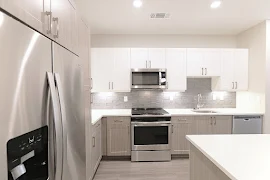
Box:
[233,116,263,134]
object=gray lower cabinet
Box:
[91,120,102,177]
[196,116,232,135]
[107,117,131,156]
[171,116,197,155]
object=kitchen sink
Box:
[192,110,218,113]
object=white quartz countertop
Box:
[91,108,264,124]
[186,135,270,180]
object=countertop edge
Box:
[186,135,237,180]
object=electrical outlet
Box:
[124,96,128,102]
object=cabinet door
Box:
[171,117,196,155]
[196,116,212,135]
[1,0,47,35]
[233,49,249,91]
[107,117,131,156]
[166,48,187,91]
[212,116,232,134]
[148,48,166,68]
[219,50,235,91]
[78,19,90,86]
[130,48,148,68]
[112,48,131,92]
[51,0,72,50]
[187,49,204,76]
[91,48,114,92]
[91,121,102,176]
[203,49,221,76]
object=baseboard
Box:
[102,156,131,161]
[172,154,189,158]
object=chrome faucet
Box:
[195,93,204,109]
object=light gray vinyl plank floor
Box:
[93,158,189,180]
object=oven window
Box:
[132,72,159,85]
[134,126,168,145]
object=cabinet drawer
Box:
[172,116,194,123]
[107,117,131,125]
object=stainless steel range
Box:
[131,108,172,162]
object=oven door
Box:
[131,122,171,151]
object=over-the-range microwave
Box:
[131,69,167,89]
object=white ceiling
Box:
[78,0,270,35]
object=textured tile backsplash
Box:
[91,78,236,109]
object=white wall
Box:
[236,22,266,113]
[91,34,237,48]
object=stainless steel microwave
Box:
[131,69,167,89]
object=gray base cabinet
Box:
[107,117,131,156]
[172,116,232,155]
[171,116,197,155]
[91,120,102,178]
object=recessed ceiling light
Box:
[211,0,222,9]
[133,0,143,8]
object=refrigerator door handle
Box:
[47,72,63,180]
[54,73,67,178]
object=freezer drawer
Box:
[233,116,262,134]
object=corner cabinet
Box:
[91,48,131,92]
[130,48,166,69]
[187,49,221,77]
[171,116,197,155]
[212,49,249,91]
[165,48,187,91]
[106,117,131,156]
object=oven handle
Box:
[131,121,171,125]
[131,123,171,127]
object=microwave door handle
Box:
[46,72,63,180]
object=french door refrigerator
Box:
[0,10,86,180]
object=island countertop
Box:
[186,134,270,180]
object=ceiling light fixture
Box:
[133,0,143,8]
[211,0,222,9]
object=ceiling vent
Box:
[150,13,171,19]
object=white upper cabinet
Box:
[130,48,166,69]
[113,48,131,92]
[187,49,221,77]
[0,0,78,54]
[131,48,148,68]
[148,48,166,68]
[91,48,131,92]
[91,48,114,92]
[212,49,249,91]
[166,49,187,92]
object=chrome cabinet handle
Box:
[91,78,93,89]
[109,82,110,90]
[92,137,95,147]
[205,68,207,75]
[172,124,174,133]
[46,72,63,180]
[114,120,123,123]
[45,11,52,34]
[235,82,238,89]
[90,93,93,104]
[146,61,147,68]
[178,119,187,121]
[202,68,204,75]
[214,117,217,125]
[52,17,59,38]
[210,117,213,125]
[232,82,234,89]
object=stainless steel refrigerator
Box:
[0,10,86,180]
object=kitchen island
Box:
[186,135,270,180]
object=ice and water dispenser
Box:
[7,126,49,180]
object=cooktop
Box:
[132,108,169,116]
